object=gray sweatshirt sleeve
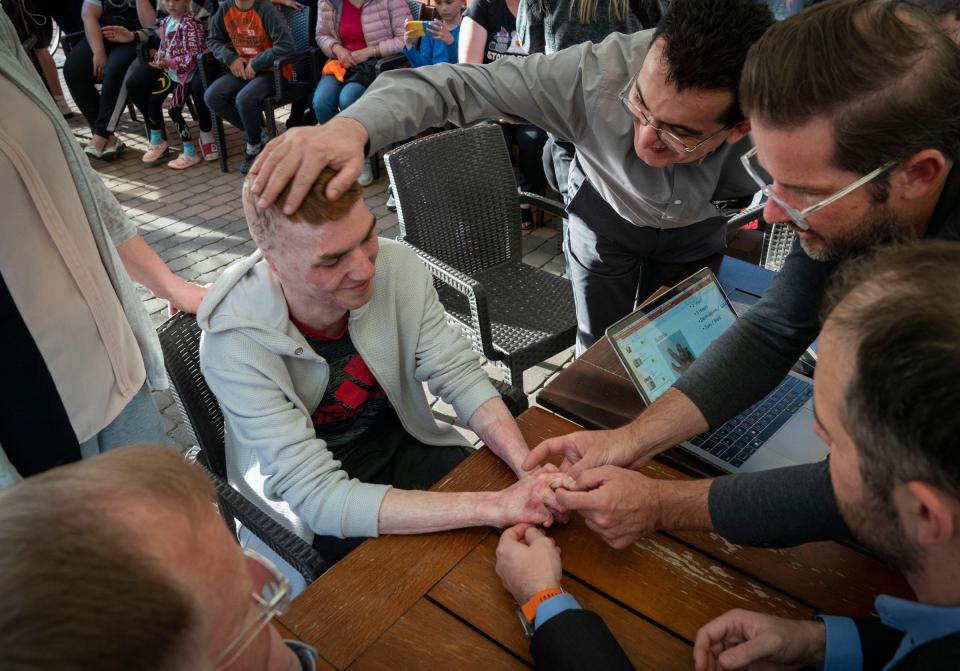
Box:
[673,240,836,428]
[249,0,297,73]
[340,41,594,153]
[708,460,851,547]
[206,4,238,66]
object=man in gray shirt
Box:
[249,0,774,354]
[524,0,960,550]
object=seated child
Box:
[402,0,465,66]
[204,0,295,174]
[126,0,217,169]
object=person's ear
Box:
[896,481,958,548]
[724,118,751,146]
[893,149,947,202]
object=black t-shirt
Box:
[465,0,529,64]
[293,318,389,462]
[91,0,143,30]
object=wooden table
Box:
[276,408,911,670]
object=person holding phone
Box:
[402,0,465,67]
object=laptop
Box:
[605,268,828,474]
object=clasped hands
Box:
[514,428,664,549]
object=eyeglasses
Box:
[214,549,292,670]
[618,77,732,154]
[740,147,895,231]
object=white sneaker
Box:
[358,158,374,186]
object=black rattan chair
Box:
[157,312,327,583]
[384,124,576,401]
[262,5,323,139]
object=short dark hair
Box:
[0,446,216,671]
[741,0,960,182]
[824,241,960,506]
[652,0,774,125]
[908,0,960,18]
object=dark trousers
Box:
[203,72,275,145]
[312,408,472,564]
[501,123,548,194]
[565,178,728,353]
[62,38,136,138]
[543,136,576,204]
[126,62,212,140]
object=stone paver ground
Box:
[69,96,574,453]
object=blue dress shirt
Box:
[820,594,960,670]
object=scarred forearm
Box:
[377,488,501,534]
[468,397,529,476]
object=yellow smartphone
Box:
[407,20,430,37]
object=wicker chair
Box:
[156,313,327,583]
[384,124,576,401]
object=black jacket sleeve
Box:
[854,617,904,671]
[708,460,851,548]
[531,609,634,670]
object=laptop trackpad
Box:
[738,405,828,473]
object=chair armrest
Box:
[206,467,328,583]
[196,51,226,89]
[396,240,501,362]
[491,379,529,416]
[273,47,323,93]
[519,191,567,219]
[375,53,409,75]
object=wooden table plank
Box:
[278,446,518,669]
[349,600,528,670]
[553,515,813,641]
[516,409,912,616]
[429,535,692,670]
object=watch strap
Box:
[520,587,564,623]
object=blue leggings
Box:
[312,74,367,123]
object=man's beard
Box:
[837,488,923,575]
[800,203,915,262]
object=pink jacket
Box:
[316,0,411,58]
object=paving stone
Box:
[522,248,553,268]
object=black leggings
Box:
[62,37,137,138]
[125,60,212,142]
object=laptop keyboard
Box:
[688,376,813,468]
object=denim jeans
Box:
[312,74,367,124]
[203,72,276,144]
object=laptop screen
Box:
[606,269,738,404]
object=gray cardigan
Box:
[198,240,498,552]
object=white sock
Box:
[246,141,262,155]
[199,130,215,145]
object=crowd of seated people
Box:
[2,0,960,669]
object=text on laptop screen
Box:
[610,276,737,402]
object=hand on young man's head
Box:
[495,524,563,605]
